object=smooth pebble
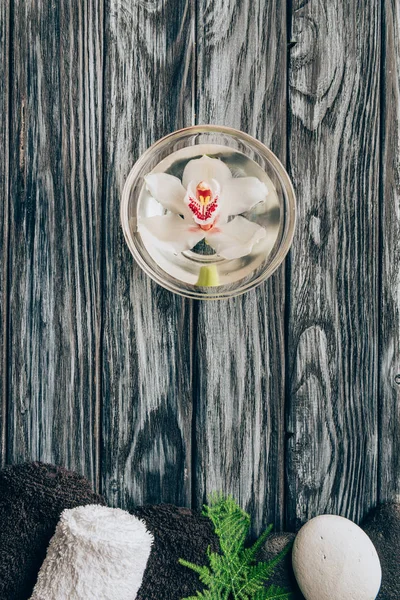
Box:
[292,515,381,600]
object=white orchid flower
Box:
[138,155,268,260]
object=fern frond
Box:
[179,559,213,585]
[207,551,241,590]
[255,584,293,599]
[208,551,231,577]
[181,590,226,600]
[235,562,277,598]
[179,495,292,600]
[203,494,250,556]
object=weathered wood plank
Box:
[286,0,380,529]
[0,1,10,466]
[101,0,194,508]
[8,0,103,485]
[379,0,400,503]
[194,0,287,533]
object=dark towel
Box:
[134,504,301,600]
[0,462,105,600]
[362,503,400,600]
[134,504,219,600]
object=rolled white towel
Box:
[30,504,153,600]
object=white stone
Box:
[292,515,382,600]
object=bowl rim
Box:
[120,124,297,300]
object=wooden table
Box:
[0,0,399,534]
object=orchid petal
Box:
[144,173,190,216]
[182,155,232,188]
[138,215,204,254]
[219,177,268,219]
[205,216,266,259]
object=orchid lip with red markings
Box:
[186,180,220,230]
[138,155,268,261]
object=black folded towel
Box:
[133,504,219,600]
[362,503,400,600]
[0,462,105,600]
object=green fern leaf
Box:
[179,559,214,586]
[254,585,293,599]
[235,562,279,598]
[181,590,227,600]
[204,494,250,557]
[179,495,292,600]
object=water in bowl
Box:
[134,144,283,287]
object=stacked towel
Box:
[0,463,304,599]
[30,505,153,600]
[0,462,104,600]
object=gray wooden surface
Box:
[8,0,102,484]
[194,0,287,534]
[381,0,400,504]
[0,0,399,534]
[287,0,380,529]
[0,0,10,466]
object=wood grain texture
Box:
[379,0,400,503]
[101,0,194,508]
[286,0,380,529]
[0,0,10,466]
[3,0,399,530]
[194,0,287,533]
[8,0,103,485]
